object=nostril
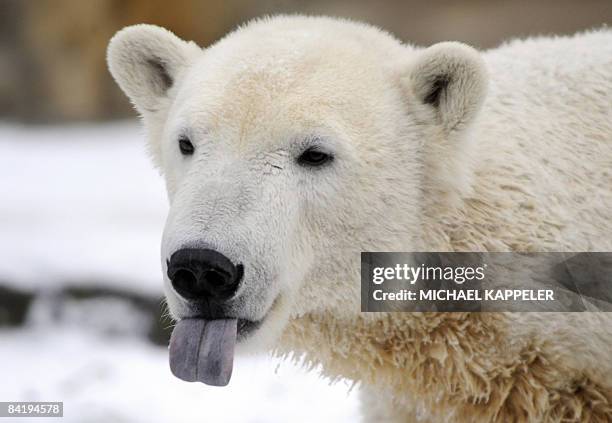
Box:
[203,270,229,289]
[172,268,206,299]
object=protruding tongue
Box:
[169,318,237,386]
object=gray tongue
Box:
[169,318,237,386]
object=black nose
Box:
[167,248,243,301]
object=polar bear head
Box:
[107,16,487,350]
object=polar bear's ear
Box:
[107,24,201,114]
[407,42,488,134]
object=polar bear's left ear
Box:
[107,24,201,114]
[407,42,488,134]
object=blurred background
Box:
[0,1,610,422]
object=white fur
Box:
[108,16,612,422]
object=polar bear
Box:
[107,16,612,422]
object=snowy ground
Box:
[0,326,359,423]
[0,122,359,422]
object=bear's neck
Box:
[276,311,508,393]
[418,155,542,252]
[417,118,562,252]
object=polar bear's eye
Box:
[297,147,333,167]
[178,137,194,156]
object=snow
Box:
[0,326,359,423]
[0,122,360,422]
[0,122,165,294]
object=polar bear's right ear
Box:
[107,24,201,114]
[406,42,488,134]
